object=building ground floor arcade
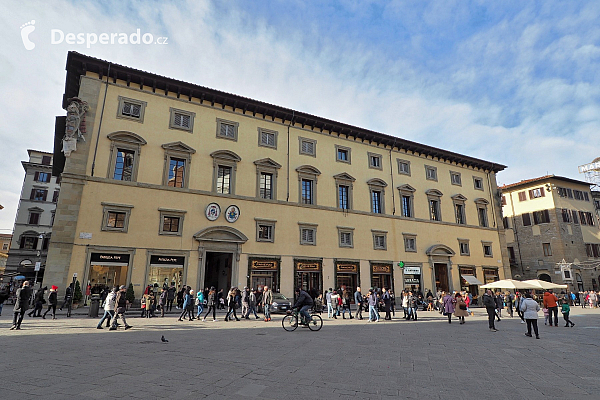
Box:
[45,225,505,300]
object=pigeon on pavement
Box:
[161,335,168,343]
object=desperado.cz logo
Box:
[20,21,168,50]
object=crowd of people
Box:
[3,279,599,334]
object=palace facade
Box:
[43,52,510,299]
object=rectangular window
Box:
[562,208,571,223]
[572,210,579,224]
[584,192,590,201]
[368,153,382,169]
[518,191,527,202]
[579,211,587,226]
[162,216,180,233]
[20,236,37,249]
[474,177,484,190]
[301,228,316,245]
[533,209,550,224]
[337,148,349,162]
[122,101,141,118]
[508,246,516,262]
[30,189,48,201]
[567,188,573,198]
[373,234,386,250]
[258,225,273,241]
[113,148,135,181]
[450,172,461,186]
[543,243,552,257]
[587,212,595,226]
[216,118,238,141]
[595,200,600,210]
[371,190,382,213]
[338,185,349,210]
[216,166,232,194]
[299,138,316,156]
[586,244,594,257]
[483,243,493,257]
[220,124,235,138]
[455,203,466,225]
[430,199,441,221]
[522,213,532,226]
[478,207,489,227]
[502,217,510,229]
[28,212,40,225]
[574,190,584,200]
[425,166,437,181]
[36,172,51,182]
[404,237,416,252]
[52,190,59,203]
[401,195,413,218]
[557,187,567,197]
[107,212,126,228]
[339,231,353,247]
[397,159,410,175]
[593,244,600,258]
[301,179,313,204]
[168,158,186,188]
[459,241,470,256]
[41,155,52,165]
[259,173,273,199]
[529,187,545,199]
[259,129,277,149]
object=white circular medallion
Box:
[224,205,240,223]
[205,203,221,221]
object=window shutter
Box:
[180,114,190,128]
[30,189,35,200]
[20,236,25,249]
[131,103,141,117]
[43,190,48,201]
[122,102,131,115]
[540,187,545,197]
[528,190,533,199]
[34,171,39,181]
[543,209,550,223]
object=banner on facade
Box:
[150,255,185,266]
[90,253,130,266]
[372,264,391,273]
[336,264,358,273]
[297,262,320,271]
[251,260,279,270]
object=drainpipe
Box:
[389,139,396,215]
[286,111,294,202]
[91,63,111,177]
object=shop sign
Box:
[404,278,420,284]
[336,264,357,273]
[150,255,185,266]
[372,264,391,273]
[205,203,221,221]
[297,262,320,271]
[90,253,130,264]
[251,260,279,270]
[225,205,240,223]
[403,266,421,275]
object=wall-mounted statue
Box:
[62,97,89,157]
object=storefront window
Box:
[336,263,359,299]
[371,263,393,291]
[296,261,322,296]
[249,259,279,292]
[483,268,499,284]
[147,255,185,289]
[402,266,421,292]
[459,266,479,296]
[88,253,130,290]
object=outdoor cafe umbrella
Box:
[480,279,532,290]
[13,275,26,280]
[521,279,567,290]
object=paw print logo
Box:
[20,20,36,50]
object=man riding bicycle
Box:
[293,288,314,325]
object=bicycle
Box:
[282,308,323,331]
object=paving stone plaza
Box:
[1,307,599,399]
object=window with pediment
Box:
[107,131,147,182]
[254,158,281,200]
[161,142,196,189]
[211,150,242,195]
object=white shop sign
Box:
[403,266,421,275]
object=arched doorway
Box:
[193,226,248,292]
[538,273,552,283]
[426,244,455,293]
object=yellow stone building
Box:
[44,52,510,299]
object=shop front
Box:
[371,263,393,291]
[335,261,360,296]
[248,258,280,293]
[459,266,482,296]
[483,267,500,284]
[146,254,185,290]
[295,259,322,296]
[402,265,422,293]
[87,252,131,291]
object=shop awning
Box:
[461,275,483,285]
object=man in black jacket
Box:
[482,289,498,332]
[110,285,132,330]
[354,287,364,320]
[293,288,314,324]
[11,281,32,330]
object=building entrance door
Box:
[204,252,232,292]
[296,271,320,293]
[434,263,449,292]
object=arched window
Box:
[538,273,552,283]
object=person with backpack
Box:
[202,287,218,322]
[196,289,205,319]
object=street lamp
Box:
[34,233,45,288]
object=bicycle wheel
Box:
[282,315,298,331]
[307,314,323,331]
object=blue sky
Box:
[0,0,599,230]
